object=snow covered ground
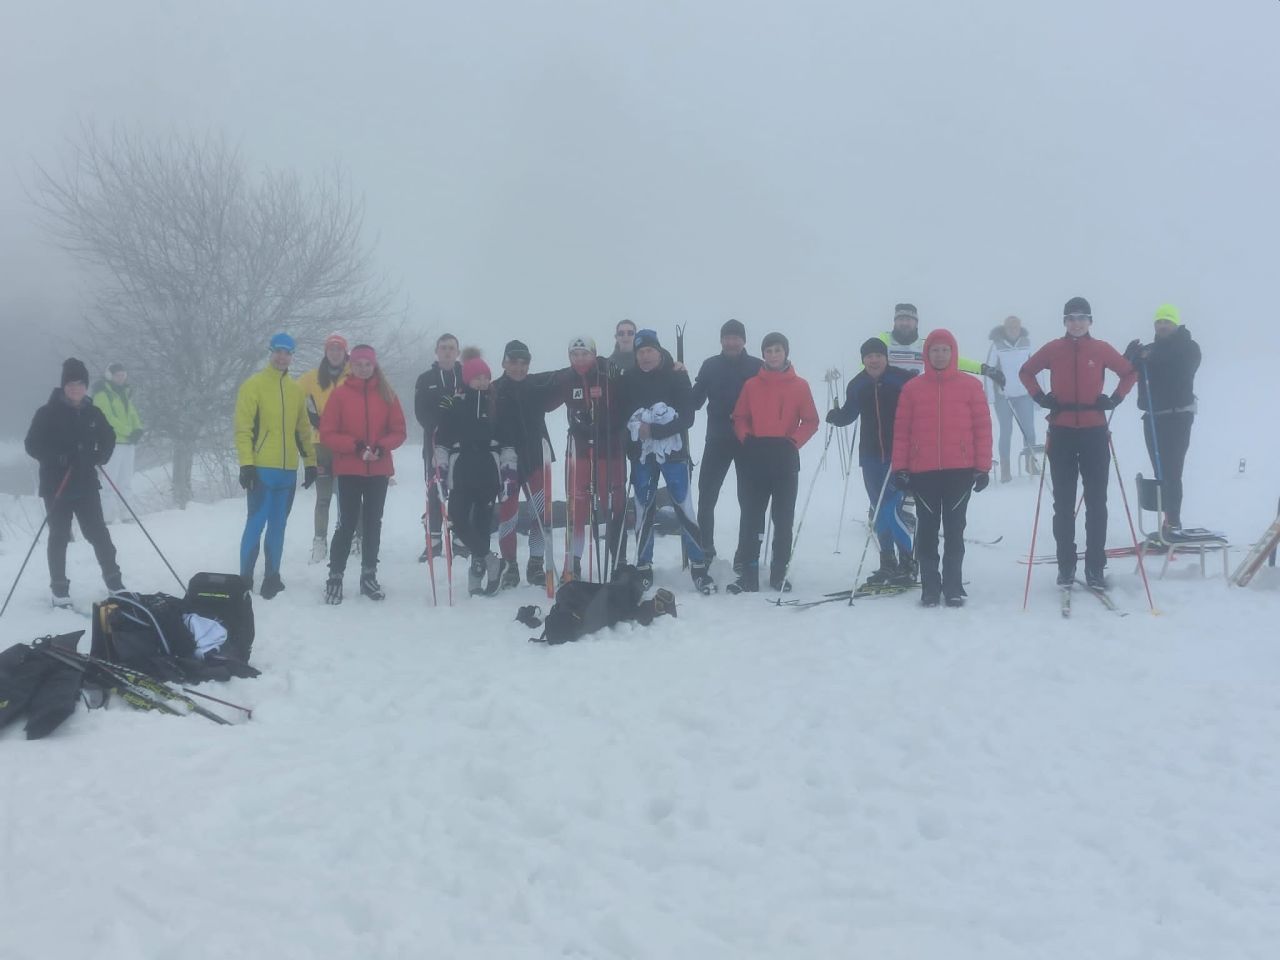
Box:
[3,430,1280,959]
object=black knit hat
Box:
[1063,296,1092,319]
[761,332,789,356]
[503,340,531,362]
[61,357,89,386]
[860,337,888,359]
[720,318,746,340]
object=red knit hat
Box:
[462,356,492,385]
[324,332,349,352]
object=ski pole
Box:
[1,467,72,619]
[1021,431,1052,611]
[98,465,185,592]
[1108,433,1157,613]
[834,423,858,553]
[848,464,893,604]
[1074,408,1118,519]
[433,472,455,606]
[424,478,438,607]
[773,426,835,604]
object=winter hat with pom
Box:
[462,353,492,385]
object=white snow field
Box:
[3,424,1280,959]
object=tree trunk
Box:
[172,442,194,509]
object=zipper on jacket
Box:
[874,383,884,460]
[935,371,943,469]
[279,371,287,468]
[363,379,372,475]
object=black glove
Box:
[973,470,990,493]
[981,364,1006,389]
[302,465,318,489]
[238,465,257,490]
[892,469,911,493]
[438,394,457,410]
[1033,392,1060,413]
[354,440,367,454]
[1123,339,1142,364]
[825,408,840,425]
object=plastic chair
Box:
[1135,473,1229,579]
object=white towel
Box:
[627,403,683,463]
[184,613,228,659]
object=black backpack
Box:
[184,572,255,663]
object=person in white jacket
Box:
[986,316,1040,482]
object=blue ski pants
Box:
[862,458,914,556]
[240,467,297,580]
[632,457,705,566]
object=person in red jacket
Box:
[726,332,819,594]
[1018,297,1137,590]
[891,329,993,607]
[318,344,407,603]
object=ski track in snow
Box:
[3,440,1280,959]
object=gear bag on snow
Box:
[533,565,676,644]
[0,632,86,740]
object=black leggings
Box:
[330,475,389,575]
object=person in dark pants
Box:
[891,330,992,607]
[691,319,762,569]
[414,333,464,560]
[1020,297,1137,589]
[726,332,819,593]
[1125,304,1201,534]
[24,358,125,606]
[318,345,407,604]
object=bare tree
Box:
[31,125,412,506]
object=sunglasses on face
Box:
[1064,313,1092,322]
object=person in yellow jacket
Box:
[92,362,145,523]
[297,333,360,562]
[234,332,317,599]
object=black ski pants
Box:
[735,437,799,581]
[1048,425,1111,575]
[697,434,743,563]
[1143,412,1193,527]
[44,492,119,592]
[910,469,972,598]
[330,475,389,576]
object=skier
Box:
[91,361,144,524]
[985,316,1041,482]
[1124,304,1201,536]
[234,332,317,599]
[606,319,638,376]
[493,340,558,588]
[691,318,762,570]
[726,332,820,593]
[826,337,917,587]
[414,333,465,561]
[298,333,359,563]
[1019,297,1137,590]
[617,329,716,594]
[25,358,126,606]
[318,344,406,604]
[433,350,519,597]
[891,330,993,607]
[878,303,1003,385]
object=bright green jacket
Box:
[234,366,316,470]
[93,382,144,442]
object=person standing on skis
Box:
[298,333,356,563]
[1019,297,1137,590]
[826,337,917,588]
[414,333,464,561]
[1124,304,1201,536]
[616,329,716,594]
[985,316,1041,482]
[891,329,993,607]
[727,332,820,594]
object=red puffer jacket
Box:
[319,375,408,477]
[731,364,820,449]
[1017,333,1136,429]
[891,329,993,474]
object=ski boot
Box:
[726,562,759,595]
[360,569,385,601]
[325,576,343,605]
[636,563,654,592]
[310,536,327,564]
[261,573,285,599]
[468,556,487,597]
[419,532,442,563]
[499,559,521,590]
[482,553,502,596]
[1056,566,1076,588]
[887,556,918,588]
[691,561,716,595]
[920,590,941,608]
[51,581,72,609]
[526,556,545,586]
[1084,568,1109,591]
[944,585,967,608]
[866,550,899,586]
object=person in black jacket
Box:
[493,339,559,588]
[24,358,125,606]
[691,319,762,569]
[1125,304,1201,533]
[414,333,465,560]
[617,330,715,594]
[433,351,520,596]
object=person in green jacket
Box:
[92,362,144,523]
[234,332,318,598]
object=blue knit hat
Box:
[633,328,662,352]
[269,332,296,353]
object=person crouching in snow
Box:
[433,349,520,597]
[891,329,993,608]
[318,344,406,604]
[616,329,715,595]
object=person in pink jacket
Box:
[891,329,993,607]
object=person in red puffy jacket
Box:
[318,344,407,603]
[891,329,993,607]
[1018,297,1136,590]
[727,332,819,593]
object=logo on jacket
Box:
[572,388,584,400]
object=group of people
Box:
[24,296,1202,610]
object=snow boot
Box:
[360,570,385,601]
[1084,568,1109,591]
[921,590,941,608]
[310,536,327,564]
[499,558,521,590]
[51,582,72,609]
[526,556,545,586]
[483,554,502,596]
[636,563,654,592]
[104,571,125,593]
[261,573,285,600]
[690,561,716,595]
[325,576,343,605]
[1056,567,1075,587]
[468,556,487,596]
[944,585,967,608]
[726,562,759,595]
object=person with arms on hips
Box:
[726,332,819,594]
[617,329,716,594]
[891,330,993,608]
[91,361,144,524]
[691,318,762,571]
[1124,304,1201,537]
[234,332,317,599]
[25,358,126,606]
[827,337,918,588]
[318,344,406,604]
[414,333,465,561]
[878,303,1003,389]
[298,333,361,563]
[1019,297,1136,590]
[986,315,1041,482]
[606,319,637,377]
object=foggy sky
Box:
[3,0,1277,434]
